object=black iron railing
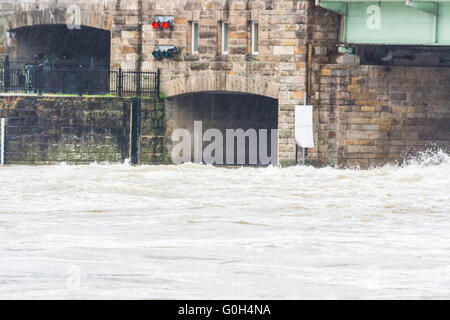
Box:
[0,56,160,97]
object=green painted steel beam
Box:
[407,0,438,14]
[315,0,347,15]
[315,0,450,45]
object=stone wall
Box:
[0,0,314,165]
[0,95,167,165]
[1,1,448,168]
[318,64,450,168]
[112,0,311,166]
[306,5,340,165]
[140,98,169,164]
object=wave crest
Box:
[402,147,450,167]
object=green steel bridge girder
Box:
[315,0,450,45]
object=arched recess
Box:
[166,90,279,166]
[7,8,113,60]
[10,24,111,63]
[162,70,280,100]
[8,8,113,32]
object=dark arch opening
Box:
[12,24,110,65]
[166,92,279,166]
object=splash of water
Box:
[402,147,450,167]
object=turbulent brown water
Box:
[0,150,449,299]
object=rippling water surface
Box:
[0,151,449,299]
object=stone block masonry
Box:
[1,0,449,168]
[317,65,450,168]
[140,99,170,164]
[0,95,168,165]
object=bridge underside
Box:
[317,0,450,45]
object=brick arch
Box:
[162,71,280,100]
[8,8,113,31]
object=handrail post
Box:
[37,64,43,95]
[136,69,141,97]
[78,64,83,96]
[3,55,10,92]
[118,67,123,97]
[33,56,39,95]
[156,68,160,98]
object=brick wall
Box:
[318,64,450,168]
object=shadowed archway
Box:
[11,24,110,64]
[166,91,279,166]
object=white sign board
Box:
[295,105,314,149]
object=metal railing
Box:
[0,56,160,97]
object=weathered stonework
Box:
[0,95,168,164]
[0,0,448,167]
[318,65,450,168]
[140,98,170,164]
[0,0,311,165]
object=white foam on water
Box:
[0,150,449,299]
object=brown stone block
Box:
[229,31,247,39]
[122,46,136,54]
[369,118,392,125]
[211,62,232,70]
[284,24,299,31]
[345,140,376,146]
[190,62,210,70]
[361,106,374,112]
[295,46,306,55]
[347,118,370,124]
[174,16,187,25]
[379,125,395,131]
[373,101,388,107]
[320,68,331,77]
[392,106,406,113]
[283,39,299,46]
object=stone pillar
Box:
[111,0,141,70]
[275,0,309,166]
[307,2,340,166]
